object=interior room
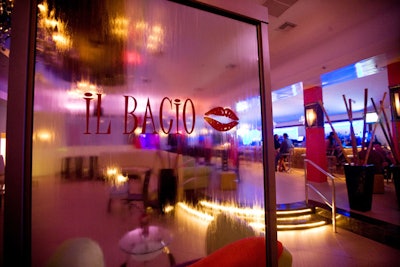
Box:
[1,0,400,267]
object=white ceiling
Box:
[251,0,400,125]
[267,0,399,124]
[1,0,400,125]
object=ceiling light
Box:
[272,82,303,102]
[321,55,386,87]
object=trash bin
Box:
[344,164,375,212]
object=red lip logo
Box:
[204,107,239,131]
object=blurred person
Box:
[274,134,281,171]
[274,134,281,151]
[372,141,396,179]
[276,133,293,172]
[326,132,346,166]
[326,132,336,156]
[358,142,385,174]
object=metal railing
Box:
[303,159,337,233]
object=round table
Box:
[119,226,173,263]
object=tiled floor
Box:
[3,160,400,266]
[274,167,400,267]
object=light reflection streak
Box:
[199,200,264,218]
[177,202,214,223]
[177,200,329,234]
[177,201,266,233]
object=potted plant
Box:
[370,91,400,209]
[319,89,382,211]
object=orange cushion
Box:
[189,237,283,267]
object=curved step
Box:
[277,201,331,230]
[179,200,331,232]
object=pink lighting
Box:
[125,51,142,65]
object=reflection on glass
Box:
[32,0,263,266]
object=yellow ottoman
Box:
[220,171,237,190]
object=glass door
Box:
[6,0,275,266]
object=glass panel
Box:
[32,0,263,266]
[0,1,10,258]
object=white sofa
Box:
[178,156,213,191]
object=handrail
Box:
[303,159,337,233]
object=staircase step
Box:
[276,201,331,230]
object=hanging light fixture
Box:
[304,103,323,128]
[390,85,400,120]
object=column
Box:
[388,61,400,163]
[304,86,327,182]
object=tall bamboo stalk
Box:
[364,93,387,165]
[361,88,368,151]
[371,98,392,153]
[379,99,400,164]
[343,95,358,164]
[349,99,359,163]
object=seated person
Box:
[325,132,346,166]
[276,133,293,172]
[274,134,281,152]
[358,142,386,174]
[325,132,336,156]
[372,141,396,178]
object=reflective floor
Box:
[274,168,400,267]
[3,160,400,266]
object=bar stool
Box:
[327,155,337,175]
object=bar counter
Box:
[290,147,355,174]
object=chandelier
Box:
[0,0,13,51]
[37,0,72,53]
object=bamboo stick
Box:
[349,98,359,164]
[318,100,350,164]
[364,93,387,165]
[379,100,400,164]
[342,95,358,164]
[371,98,392,153]
[361,88,368,151]
[342,94,350,117]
